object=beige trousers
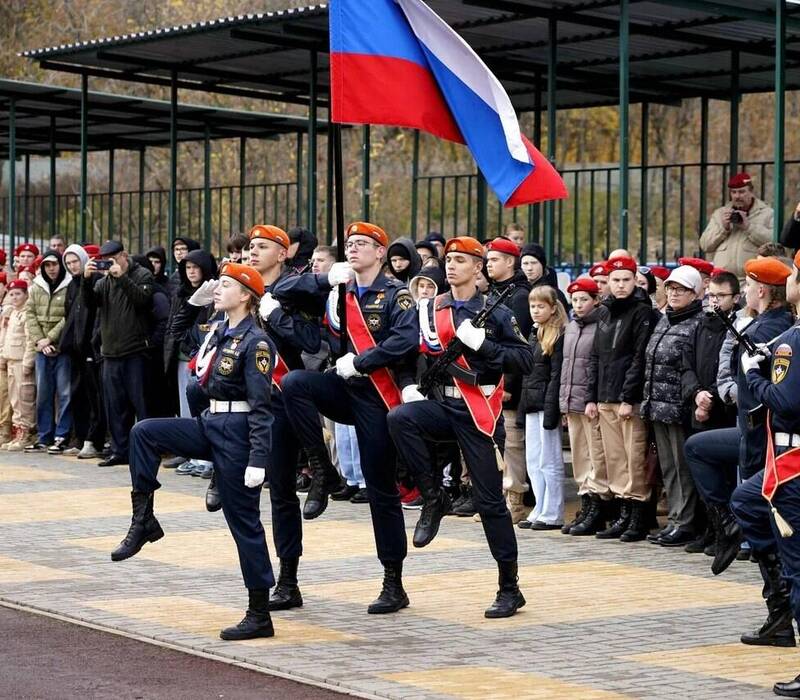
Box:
[566,412,611,497]
[7,360,35,429]
[597,402,650,501]
[0,359,11,434]
[501,409,528,493]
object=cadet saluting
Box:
[110,262,279,641]
[387,236,533,618]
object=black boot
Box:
[685,521,715,554]
[367,562,409,614]
[111,491,164,561]
[205,469,221,512]
[220,589,274,640]
[451,485,476,517]
[774,674,800,697]
[741,552,797,648]
[268,557,303,611]
[709,502,742,575]
[302,448,341,520]
[570,494,605,536]
[485,561,526,618]
[596,500,630,540]
[620,500,649,542]
[413,471,452,548]
[562,494,590,535]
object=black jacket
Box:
[145,245,169,287]
[87,260,155,359]
[59,274,96,358]
[518,330,564,430]
[168,238,201,297]
[587,287,654,404]
[681,309,737,431]
[387,238,422,283]
[779,215,800,250]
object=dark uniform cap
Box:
[99,240,124,256]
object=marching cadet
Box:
[729,254,800,696]
[281,222,417,615]
[387,236,533,618]
[110,262,279,641]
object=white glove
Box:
[328,262,355,286]
[188,279,220,307]
[402,384,426,403]
[755,342,772,359]
[259,292,281,320]
[244,467,266,489]
[456,320,486,351]
[335,352,362,379]
[741,352,767,374]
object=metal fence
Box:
[413,159,800,270]
[0,180,298,257]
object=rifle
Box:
[418,284,517,398]
[712,307,759,356]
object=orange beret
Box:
[793,250,800,270]
[728,172,753,189]
[444,236,484,259]
[249,224,290,250]
[606,255,637,274]
[219,261,265,297]
[567,277,599,295]
[486,237,520,257]
[346,221,388,248]
[744,257,792,286]
[678,256,714,276]
[588,262,608,278]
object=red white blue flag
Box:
[329,0,568,207]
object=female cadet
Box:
[110,262,278,641]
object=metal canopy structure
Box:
[20,1,800,110]
[0,79,321,158]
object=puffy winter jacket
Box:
[26,274,70,347]
[559,305,608,414]
[587,288,654,405]
[641,299,704,425]
[517,329,564,430]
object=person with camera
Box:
[700,172,775,280]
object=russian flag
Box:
[329,0,567,207]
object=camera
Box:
[730,210,743,225]
[95,259,113,271]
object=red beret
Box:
[218,261,265,297]
[16,264,35,276]
[589,262,608,278]
[486,237,521,258]
[83,244,101,259]
[567,277,599,295]
[14,243,39,258]
[249,224,290,250]
[346,221,389,248]
[678,257,714,276]
[649,265,671,280]
[711,266,728,277]
[793,250,800,271]
[728,172,753,189]
[7,279,27,292]
[444,236,485,259]
[0,272,6,285]
[745,257,791,286]
[606,255,637,274]
[0,249,6,267]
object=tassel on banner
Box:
[772,506,795,538]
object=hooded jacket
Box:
[409,265,447,300]
[26,249,70,348]
[145,245,169,286]
[387,238,422,283]
[59,245,96,357]
[288,227,318,273]
[559,304,608,414]
[168,237,201,297]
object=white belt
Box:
[209,400,251,414]
[775,432,800,448]
[443,384,496,400]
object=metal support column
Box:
[23,154,30,240]
[203,125,212,250]
[774,0,786,238]
[239,137,247,232]
[410,130,420,239]
[307,50,318,231]
[362,125,371,220]
[49,116,56,238]
[476,174,488,239]
[8,99,15,251]
[640,102,649,263]
[107,149,115,237]
[619,0,630,251]
[168,72,178,255]
[138,147,145,252]
[730,51,740,172]
[532,71,542,244]
[326,128,334,242]
[295,133,302,226]
[80,74,88,242]
[544,17,557,262]
[699,97,709,233]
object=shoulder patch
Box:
[255,348,272,376]
[256,340,271,351]
[396,289,413,311]
[510,316,528,343]
[775,343,793,358]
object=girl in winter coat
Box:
[518,286,567,530]
[559,277,612,536]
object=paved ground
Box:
[0,451,797,699]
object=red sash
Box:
[272,352,290,391]
[432,294,504,437]
[763,415,800,502]
[345,291,402,411]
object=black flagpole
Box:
[332,123,347,354]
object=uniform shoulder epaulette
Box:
[394,287,414,311]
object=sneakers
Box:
[77,441,99,459]
[24,441,49,453]
[175,461,195,475]
[47,437,67,454]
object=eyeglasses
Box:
[345,240,379,251]
[665,286,691,295]
[173,245,189,253]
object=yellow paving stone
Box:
[0,555,89,583]
[0,487,202,524]
[67,520,480,567]
[305,561,760,629]
[382,667,630,699]
[0,464,75,483]
[625,643,797,689]
[85,596,358,646]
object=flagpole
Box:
[333,123,348,354]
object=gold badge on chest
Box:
[217,356,235,376]
[367,313,382,332]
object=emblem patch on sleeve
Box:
[773,356,791,385]
[510,316,528,342]
[396,290,413,311]
[256,349,272,376]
